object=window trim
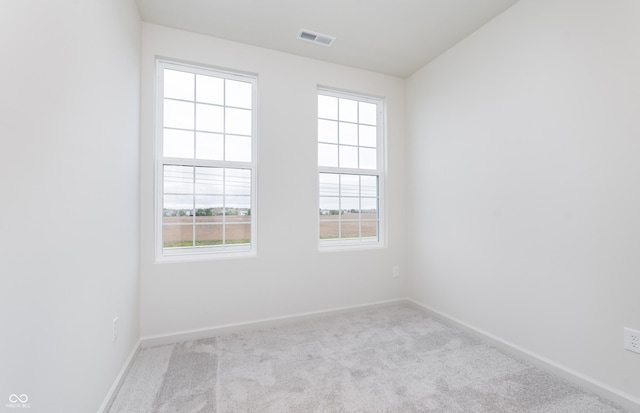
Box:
[317,87,386,251]
[155,59,258,262]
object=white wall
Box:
[140,24,406,339]
[0,1,141,412]
[406,0,640,404]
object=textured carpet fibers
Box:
[110,304,629,412]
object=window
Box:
[156,60,257,260]
[318,88,384,248]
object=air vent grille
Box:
[297,29,335,47]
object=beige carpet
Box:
[109,304,628,412]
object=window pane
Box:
[340,174,360,197]
[320,220,339,240]
[359,147,377,170]
[195,224,223,246]
[196,74,223,105]
[361,175,378,197]
[225,135,251,162]
[195,167,223,194]
[164,165,193,194]
[225,80,252,109]
[341,197,359,214]
[361,197,378,216]
[339,98,358,122]
[318,143,338,167]
[319,173,339,196]
[196,132,223,160]
[196,104,223,133]
[164,70,194,101]
[318,95,338,120]
[361,220,377,239]
[359,102,377,125]
[195,195,223,219]
[225,223,251,245]
[163,224,193,248]
[226,108,251,136]
[319,196,339,214]
[163,194,193,222]
[359,125,376,148]
[339,146,358,169]
[164,129,194,159]
[339,122,358,145]
[340,220,360,239]
[225,169,251,195]
[226,195,250,211]
[318,119,338,143]
[164,99,194,129]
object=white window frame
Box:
[317,87,385,250]
[155,59,258,262]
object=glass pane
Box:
[225,135,251,162]
[163,194,193,222]
[319,197,340,215]
[164,69,194,101]
[339,122,358,146]
[225,223,251,245]
[341,197,359,215]
[164,165,193,194]
[340,220,360,239]
[163,129,194,159]
[195,195,223,220]
[361,220,378,239]
[318,119,338,143]
[359,147,377,170]
[320,220,339,240]
[318,95,338,120]
[339,146,358,169]
[319,173,339,196]
[195,167,223,194]
[226,108,252,136]
[339,98,357,122]
[163,224,193,248]
[361,175,378,197]
[359,125,376,148]
[318,143,338,167]
[196,104,223,133]
[361,197,378,216]
[195,132,223,160]
[196,74,223,105]
[225,80,252,109]
[164,99,194,129]
[340,174,360,197]
[225,194,250,211]
[359,102,377,125]
[194,224,223,246]
[225,169,251,195]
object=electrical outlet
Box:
[392,265,400,278]
[113,317,119,343]
[624,327,640,354]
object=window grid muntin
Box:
[318,88,383,247]
[157,60,257,260]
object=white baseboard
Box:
[97,339,141,413]
[141,298,406,348]
[407,299,640,413]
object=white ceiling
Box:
[135,0,520,78]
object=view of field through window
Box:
[318,91,381,244]
[159,63,255,254]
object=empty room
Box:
[1,0,639,412]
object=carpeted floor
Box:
[109,304,629,412]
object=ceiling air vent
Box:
[297,29,336,47]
